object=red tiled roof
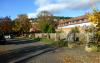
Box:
[67,15,86,22]
[58,15,87,24]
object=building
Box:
[29,19,39,33]
[29,15,93,33]
[57,15,93,33]
[30,21,38,32]
[29,16,71,33]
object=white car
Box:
[5,35,11,39]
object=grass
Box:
[40,38,55,45]
[31,38,41,42]
[40,38,68,47]
[31,38,68,47]
[31,38,56,44]
[53,39,68,47]
[39,38,68,47]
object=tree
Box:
[0,16,12,34]
[12,19,21,32]
[12,14,31,35]
[84,26,95,43]
[86,10,100,42]
[37,10,55,33]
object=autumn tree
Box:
[37,11,55,33]
[12,14,31,35]
[0,16,12,34]
[86,10,100,42]
[12,19,21,32]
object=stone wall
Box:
[30,33,67,40]
[29,32,94,43]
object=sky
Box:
[0,0,100,19]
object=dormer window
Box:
[84,19,88,22]
[74,21,77,24]
[70,21,73,24]
[68,22,71,24]
[64,22,67,25]
[79,20,82,23]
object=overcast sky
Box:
[0,0,100,19]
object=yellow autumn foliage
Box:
[86,10,100,42]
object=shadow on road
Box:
[0,44,57,63]
[5,39,38,45]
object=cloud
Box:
[28,0,100,18]
[28,12,38,18]
[35,0,50,7]
[37,0,100,11]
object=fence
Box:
[29,32,95,42]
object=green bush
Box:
[32,38,41,42]
[40,38,55,44]
[85,43,98,52]
[98,45,100,52]
[32,38,68,47]
[91,45,98,52]
[68,42,78,48]
[53,39,68,47]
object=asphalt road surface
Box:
[0,38,56,63]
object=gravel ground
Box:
[23,47,100,63]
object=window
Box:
[74,21,77,23]
[79,20,82,23]
[83,19,88,23]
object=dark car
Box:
[0,33,6,45]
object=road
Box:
[0,38,57,63]
[1,39,100,63]
[18,47,100,63]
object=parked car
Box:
[0,33,6,45]
[4,35,11,39]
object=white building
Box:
[57,15,93,33]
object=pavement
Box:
[0,38,57,63]
[1,38,100,63]
[21,47,100,63]
[0,39,38,53]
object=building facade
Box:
[57,15,93,33]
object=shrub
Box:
[85,43,98,52]
[41,38,55,44]
[32,38,41,42]
[97,45,100,52]
[68,42,78,48]
[91,45,98,52]
[53,39,68,47]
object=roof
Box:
[67,15,86,22]
[58,15,87,24]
